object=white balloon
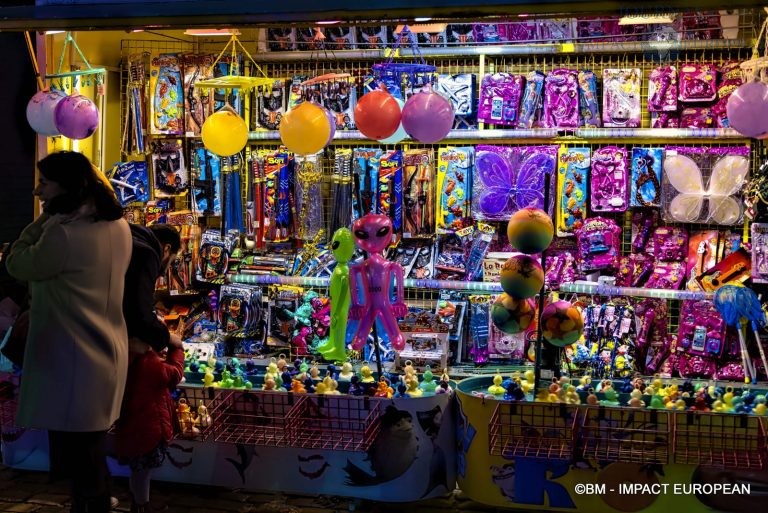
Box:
[377,98,408,144]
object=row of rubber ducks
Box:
[481,369,538,401]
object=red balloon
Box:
[354,90,401,140]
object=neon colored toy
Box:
[349,214,408,351]
[318,228,353,361]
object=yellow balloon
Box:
[201,109,248,156]
[279,102,332,155]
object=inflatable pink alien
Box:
[349,214,408,351]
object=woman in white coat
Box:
[6,151,131,513]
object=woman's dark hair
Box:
[38,151,124,221]
[149,224,182,253]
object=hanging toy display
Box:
[201,106,248,156]
[401,85,455,144]
[349,214,408,351]
[316,228,354,362]
[279,101,333,155]
[499,254,544,300]
[54,93,100,140]
[26,89,67,136]
[540,300,584,347]
[354,84,401,140]
[506,207,554,255]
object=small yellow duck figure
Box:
[535,389,552,402]
[405,375,423,397]
[323,374,341,395]
[576,375,592,392]
[374,378,393,399]
[338,361,355,382]
[262,377,277,391]
[564,385,581,405]
[291,378,307,394]
[310,362,321,381]
[754,395,767,415]
[521,370,536,395]
[197,404,212,428]
[359,362,376,383]
[403,360,417,380]
[177,399,199,436]
[203,368,215,387]
[712,399,726,413]
[723,387,735,409]
[488,371,506,396]
[314,381,328,394]
[265,360,280,382]
[628,389,645,408]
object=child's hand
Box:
[168,333,184,349]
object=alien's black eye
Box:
[354,230,369,239]
[376,226,390,237]
[332,241,340,249]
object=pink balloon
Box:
[401,89,454,144]
[54,94,99,140]
[26,89,67,136]
[726,81,768,138]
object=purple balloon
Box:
[54,94,100,140]
[26,89,67,136]
[401,90,454,144]
[325,106,337,145]
[726,81,768,138]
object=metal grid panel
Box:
[489,402,579,460]
[580,406,670,464]
[673,412,767,469]
[209,389,298,446]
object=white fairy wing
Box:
[708,155,749,196]
[664,154,704,194]
[708,196,742,225]
[669,193,704,223]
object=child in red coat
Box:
[114,337,185,513]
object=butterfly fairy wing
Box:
[513,153,556,210]
[708,196,742,225]
[478,188,513,218]
[664,154,704,194]
[709,155,749,197]
[668,193,704,223]
[475,149,514,218]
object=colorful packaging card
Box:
[477,73,523,126]
[436,73,476,117]
[678,63,718,102]
[253,79,286,130]
[353,148,383,218]
[378,150,403,235]
[575,217,621,272]
[149,53,184,135]
[295,27,327,51]
[537,18,576,42]
[436,147,473,232]
[196,230,231,284]
[357,26,389,48]
[212,54,244,115]
[517,71,544,129]
[321,80,356,130]
[181,54,215,135]
[191,147,221,216]
[752,223,768,284]
[259,149,293,243]
[144,199,173,226]
[542,69,579,128]
[107,161,150,206]
[648,65,678,113]
[645,261,687,290]
[602,68,642,128]
[447,24,476,44]
[696,247,751,292]
[417,28,447,47]
[654,226,688,262]
[630,148,663,208]
[679,107,714,128]
[651,113,680,128]
[556,146,590,237]
[266,28,296,51]
[590,146,628,213]
[326,26,357,49]
[151,139,188,198]
[577,70,600,128]
[686,230,720,290]
[403,149,435,237]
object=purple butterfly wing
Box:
[512,153,555,211]
[475,150,514,218]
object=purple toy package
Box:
[653,226,688,262]
[542,69,579,128]
[617,253,654,287]
[499,21,538,42]
[517,71,544,129]
[544,251,577,291]
[575,17,622,42]
[603,68,642,127]
[679,107,714,128]
[678,300,726,362]
[648,65,678,112]
[651,113,680,128]
[477,73,524,126]
[575,217,622,273]
[537,18,576,43]
[578,70,601,128]
[472,145,558,221]
[678,63,717,103]
[645,262,687,290]
[590,146,628,213]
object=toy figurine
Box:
[203,368,215,387]
[405,376,423,397]
[600,387,620,407]
[754,395,767,415]
[628,389,645,408]
[303,377,316,394]
[310,362,321,380]
[263,377,277,391]
[316,228,354,362]
[315,380,328,394]
[374,377,394,398]
[348,375,364,396]
[276,353,289,373]
[177,399,199,437]
[265,359,280,382]
[323,374,341,395]
[403,360,417,380]
[286,291,320,356]
[586,389,599,405]
[488,372,506,396]
[359,361,375,383]
[420,366,437,393]
[349,214,408,351]
[338,361,355,382]
[197,404,212,428]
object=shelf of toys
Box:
[9,6,768,510]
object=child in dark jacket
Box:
[114,337,185,513]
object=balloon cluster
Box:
[354,84,455,144]
[26,89,99,140]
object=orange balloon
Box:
[279,102,333,155]
[354,90,401,140]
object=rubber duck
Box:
[262,377,277,391]
[651,375,663,392]
[564,385,581,405]
[203,369,215,387]
[576,375,592,392]
[265,360,280,382]
[314,381,328,394]
[648,395,665,409]
[420,366,437,393]
[712,399,726,413]
[359,362,375,383]
[303,377,315,394]
[586,389,599,406]
[628,389,645,408]
[291,378,307,394]
[403,360,416,379]
[218,369,234,389]
[405,376,423,397]
[723,387,735,409]
[323,374,341,395]
[523,370,536,394]
[338,361,355,382]
[310,362,321,381]
[488,372,506,396]
[374,378,394,398]
[197,404,211,428]
[754,395,767,415]
[505,381,526,401]
[297,360,310,382]
[276,353,289,373]
[177,399,199,436]
[348,375,364,396]
[600,387,620,407]
[536,389,552,402]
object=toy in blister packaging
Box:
[473,144,558,221]
[436,147,473,232]
[144,199,173,226]
[386,239,435,279]
[648,65,678,112]
[654,226,688,262]
[468,295,492,363]
[676,12,722,41]
[107,161,150,206]
[181,54,215,135]
[751,223,768,284]
[712,62,742,128]
[537,18,576,42]
[403,149,435,237]
[151,139,188,198]
[488,294,528,362]
[166,221,199,293]
[436,74,475,129]
[477,73,523,126]
[685,230,720,290]
[465,223,495,282]
[517,71,544,129]
[575,217,621,273]
[353,148,383,218]
[577,70,600,128]
[556,146,590,237]
[259,149,293,243]
[696,247,751,292]
[679,107,714,128]
[662,146,749,225]
[267,28,296,51]
[575,17,621,42]
[196,230,234,284]
[266,285,303,348]
[294,153,324,241]
[602,68,642,127]
[630,147,663,208]
[434,230,472,280]
[326,26,356,49]
[651,113,680,128]
[542,69,579,128]
[218,284,261,334]
[416,27,447,47]
[149,53,184,135]
[498,21,538,42]
[678,300,726,365]
[447,24,475,44]
[357,26,388,48]
[191,147,221,216]
[254,80,286,130]
[616,253,654,287]
[646,262,686,290]
[678,63,717,102]
[319,79,356,130]
[295,27,327,52]
[590,146,628,213]
[472,24,507,43]
[631,209,658,255]
[544,251,576,291]
[378,150,403,236]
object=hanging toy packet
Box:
[149,53,184,135]
[678,63,717,103]
[436,147,473,232]
[218,284,262,335]
[196,230,236,284]
[108,161,150,206]
[648,65,678,112]
[517,71,544,129]
[575,217,621,273]
[556,146,590,237]
[630,147,663,208]
[542,69,579,128]
[752,223,768,284]
[590,146,628,213]
[602,68,642,127]
[377,150,403,237]
[477,73,524,126]
[577,70,600,128]
[403,149,435,237]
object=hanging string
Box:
[23,31,44,91]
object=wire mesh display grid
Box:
[208,389,299,447]
[580,405,670,464]
[173,385,223,441]
[489,401,579,461]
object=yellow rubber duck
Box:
[203,369,215,387]
[338,361,355,382]
[754,396,767,415]
[276,354,289,373]
[405,376,423,397]
[487,372,506,396]
[712,399,726,413]
[374,378,394,398]
[536,389,551,402]
[359,362,375,383]
[323,374,341,395]
[628,389,644,408]
[314,381,327,394]
[262,377,276,391]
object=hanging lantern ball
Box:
[726,81,768,139]
[26,89,67,137]
[201,108,249,157]
[53,94,99,140]
[499,254,544,299]
[279,101,333,155]
[491,293,536,334]
[378,98,408,144]
[354,89,401,141]
[401,87,454,144]
[507,207,555,255]
[541,300,584,347]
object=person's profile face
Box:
[33,175,65,203]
